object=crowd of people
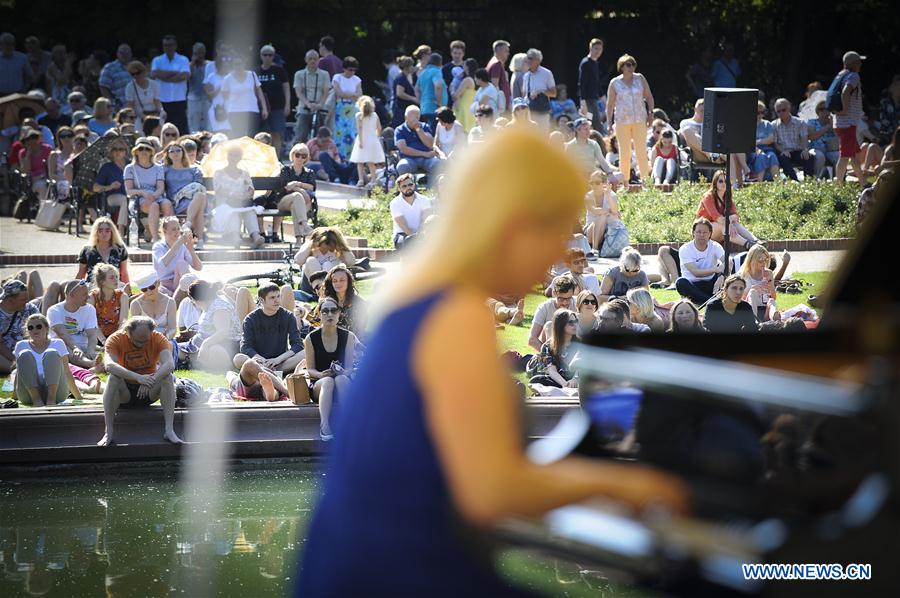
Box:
[2,31,898,432]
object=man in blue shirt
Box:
[710,42,740,88]
[394,105,439,182]
[415,53,447,129]
[150,35,190,134]
[99,44,134,111]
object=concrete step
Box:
[0,400,577,465]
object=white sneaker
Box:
[225,371,239,390]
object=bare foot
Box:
[257,372,279,402]
[163,431,184,444]
[510,299,526,326]
[96,434,114,447]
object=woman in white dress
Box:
[349,96,385,188]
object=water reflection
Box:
[0,468,319,598]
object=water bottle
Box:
[129,216,138,246]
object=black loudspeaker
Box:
[702,88,758,154]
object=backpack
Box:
[600,220,630,258]
[175,377,206,408]
[825,71,849,113]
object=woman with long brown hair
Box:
[695,170,759,249]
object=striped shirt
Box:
[833,70,862,129]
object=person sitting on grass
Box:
[598,248,649,303]
[696,170,760,250]
[292,227,358,299]
[153,217,203,297]
[626,287,665,332]
[177,280,242,372]
[301,296,359,441]
[390,173,433,249]
[738,244,780,322]
[675,217,725,305]
[88,264,130,345]
[526,308,579,389]
[47,280,100,369]
[14,313,83,406]
[307,265,368,340]
[232,283,305,396]
[212,145,265,249]
[575,290,600,338]
[528,274,576,352]
[1,280,40,376]
[704,274,759,333]
[96,316,182,446]
[162,142,208,247]
[548,248,601,295]
[596,300,632,332]
[584,170,621,257]
[651,129,678,185]
[608,297,651,333]
[668,299,705,332]
[130,272,177,340]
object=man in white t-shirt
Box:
[675,217,725,305]
[150,34,190,134]
[528,274,577,351]
[389,173,433,249]
[47,280,100,368]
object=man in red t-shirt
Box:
[97,316,181,447]
[16,128,52,195]
[486,40,511,115]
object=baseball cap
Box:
[842,51,866,66]
[0,280,27,299]
[572,117,590,130]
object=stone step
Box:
[0,400,577,465]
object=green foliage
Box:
[321,181,857,248]
[317,186,396,249]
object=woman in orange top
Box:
[88,263,130,342]
[696,170,760,249]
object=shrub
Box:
[319,180,859,248]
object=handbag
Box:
[35,199,68,230]
[12,196,31,220]
[600,220,630,258]
[286,373,312,405]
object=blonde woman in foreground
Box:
[297,127,688,596]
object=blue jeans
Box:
[319,153,358,184]
[397,155,440,179]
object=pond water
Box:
[0,462,645,597]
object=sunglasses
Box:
[59,133,74,139]
[137,147,152,153]
[320,307,339,315]
[293,152,309,158]
[623,62,635,67]
[27,323,44,331]
[261,53,274,57]
[567,319,578,325]
[168,147,183,152]
[141,283,157,292]
[583,299,598,306]
[624,267,640,273]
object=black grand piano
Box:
[498,179,900,596]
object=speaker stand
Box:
[723,152,732,276]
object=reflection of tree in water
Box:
[0,471,316,598]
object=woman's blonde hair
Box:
[311,226,352,256]
[739,244,770,278]
[356,95,375,117]
[589,169,608,184]
[372,127,585,319]
[89,216,125,248]
[93,263,118,286]
[626,287,655,321]
[575,289,598,312]
[164,142,189,167]
[510,53,528,73]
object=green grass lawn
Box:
[0,271,829,403]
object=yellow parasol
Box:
[199,136,282,178]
